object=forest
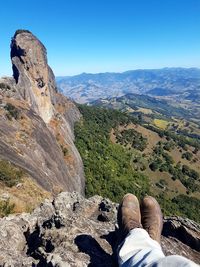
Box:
[75,105,200,222]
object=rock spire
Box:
[11,30,55,123]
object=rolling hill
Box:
[56,68,200,103]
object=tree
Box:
[182,152,193,161]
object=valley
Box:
[56,68,200,106]
[1,0,200,264]
[75,104,200,223]
[58,68,200,223]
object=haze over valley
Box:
[57,67,200,104]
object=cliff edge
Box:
[0,30,84,212]
[0,192,199,266]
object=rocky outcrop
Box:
[0,30,84,199]
[0,192,199,266]
[162,216,200,252]
[11,30,55,123]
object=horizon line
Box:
[1,66,200,79]
[55,66,200,78]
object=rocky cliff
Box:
[0,191,199,266]
[0,30,84,212]
[11,30,55,123]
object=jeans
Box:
[118,228,199,267]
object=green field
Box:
[154,119,169,130]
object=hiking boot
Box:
[117,193,142,239]
[140,196,163,244]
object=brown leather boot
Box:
[140,196,163,244]
[117,193,142,239]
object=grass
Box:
[137,107,153,114]
[0,160,23,187]
[154,119,169,130]
[0,176,51,214]
[0,199,15,217]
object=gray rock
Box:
[162,216,200,252]
[0,29,85,195]
[0,192,199,266]
[11,30,54,123]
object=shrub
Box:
[193,147,199,154]
[172,195,200,223]
[60,145,68,156]
[159,163,169,172]
[4,103,20,120]
[182,165,199,180]
[163,141,175,151]
[182,151,193,161]
[116,129,147,151]
[0,199,15,217]
[0,83,11,90]
[149,160,161,171]
[162,152,174,164]
[158,193,200,222]
[0,160,23,187]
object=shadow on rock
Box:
[75,234,117,267]
[100,230,119,266]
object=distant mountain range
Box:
[56,68,200,103]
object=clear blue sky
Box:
[0,0,200,76]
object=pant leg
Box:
[118,228,199,267]
[118,228,165,267]
[148,255,199,267]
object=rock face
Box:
[11,30,55,123]
[0,30,85,199]
[0,192,199,266]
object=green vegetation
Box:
[116,129,147,151]
[75,105,149,202]
[5,103,20,120]
[158,194,200,222]
[182,151,193,161]
[155,179,168,189]
[163,141,175,151]
[115,94,193,120]
[154,119,168,130]
[182,165,199,180]
[145,124,200,149]
[75,104,200,222]
[0,199,15,217]
[60,145,68,156]
[148,141,199,193]
[131,153,147,172]
[172,195,200,223]
[0,160,23,187]
[149,143,175,173]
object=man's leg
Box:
[117,194,198,267]
[117,194,165,266]
[118,228,198,267]
[148,255,199,267]
[118,228,165,266]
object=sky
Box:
[0,0,200,76]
